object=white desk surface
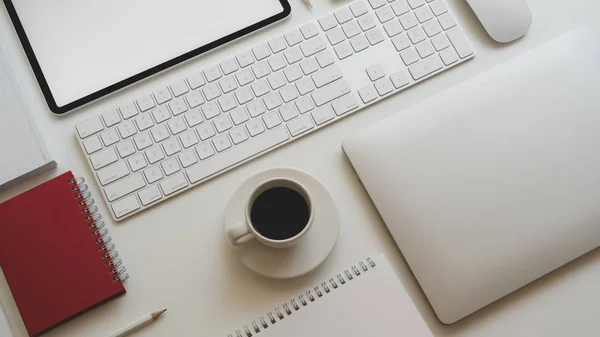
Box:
[1,0,599,336]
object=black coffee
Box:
[250,186,310,240]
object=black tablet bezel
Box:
[3,0,292,115]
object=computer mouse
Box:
[466,0,532,43]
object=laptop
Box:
[343,27,600,324]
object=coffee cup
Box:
[226,178,314,248]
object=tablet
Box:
[4,0,291,115]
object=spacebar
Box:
[185,127,290,184]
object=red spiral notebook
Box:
[0,171,127,336]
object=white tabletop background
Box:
[1,0,599,336]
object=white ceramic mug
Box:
[226,178,314,248]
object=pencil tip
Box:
[151,309,167,319]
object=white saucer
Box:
[224,168,340,279]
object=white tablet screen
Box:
[10,0,286,109]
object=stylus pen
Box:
[302,0,313,8]
[107,309,166,337]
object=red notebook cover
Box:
[0,171,126,336]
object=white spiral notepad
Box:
[227,254,433,337]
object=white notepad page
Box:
[227,254,432,337]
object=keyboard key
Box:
[296,77,316,95]
[300,58,319,75]
[197,122,216,141]
[287,114,315,136]
[178,150,198,168]
[430,0,448,15]
[83,135,103,154]
[252,44,272,61]
[247,100,267,117]
[120,102,139,119]
[127,153,148,172]
[284,65,303,82]
[399,13,418,30]
[161,157,181,175]
[179,129,199,148]
[332,94,359,116]
[77,117,104,138]
[97,161,129,186]
[407,0,425,9]
[117,120,137,138]
[295,96,315,114]
[151,106,171,123]
[133,131,153,150]
[284,30,304,46]
[170,80,189,97]
[204,65,222,82]
[300,36,327,57]
[230,107,250,125]
[102,109,122,127]
[300,23,320,39]
[384,20,404,37]
[268,54,288,71]
[159,172,188,195]
[414,6,434,23]
[416,40,435,58]
[311,106,335,125]
[438,13,457,30]
[350,36,369,53]
[375,6,395,23]
[184,109,204,127]
[400,47,420,65]
[268,37,288,53]
[342,21,361,38]
[334,7,354,24]
[236,68,255,86]
[326,27,346,45]
[368,0,387,9]
[366,28,385,45]
[423,19,443,37]
[90,148,118,170]
[315,50,335,68]
[318,14,338,31]
[134,114,154,132]
[407,26,427,44]
[350,1,369,17]
[279,104,299,121]
[312,79,351,106]
[167,116,187,135]
[218,94,238,112]
[213,114,233,133]
[236,51,256,68]
[195,142,215,160]
[220,58,239,75]
[408,55,444,79]
[185,90,205,108]
[145,146,165,164]
[186,127,289,184]
[431,33,451,50]
[263,111,282,129]
[263,92,283,110]
[202,83,222,101]
[358,85,378,103]
[136,94,155,112]
[251,79,271,97]
[116,139,136,158]
[252,61,272,79]
[374,77,394,95]
[284,46,304,64]
[187,72,206,89]
[229,126,249,144]
[267,72,287,90]
[447,28,474,58]
[162,138,182,156]
[280,85,299,103]
[219,76,238,94]
[202,101,221,120]
[366,64,385,81]
[138,185,162,206]
[153,88,172,104]
[390,71,411,88]
[111,195,141,218]
[144,165,164,184]
[235,86,255,104]
[313,65,343,87]
[169,97,188,115]
[439,47,459,65]
[246,119,266,136]
[213,134,232,152]
[391,0,410,16]
[334,41,353,60]
[104,173,145,202]
[151,124,170,142]
[357,14,377,31]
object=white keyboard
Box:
[76,0,474,221]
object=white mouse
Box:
[466,0,532,43]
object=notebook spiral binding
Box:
[227,257,377,337]
[68,177,129,283]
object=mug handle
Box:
[226,221,256,246]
